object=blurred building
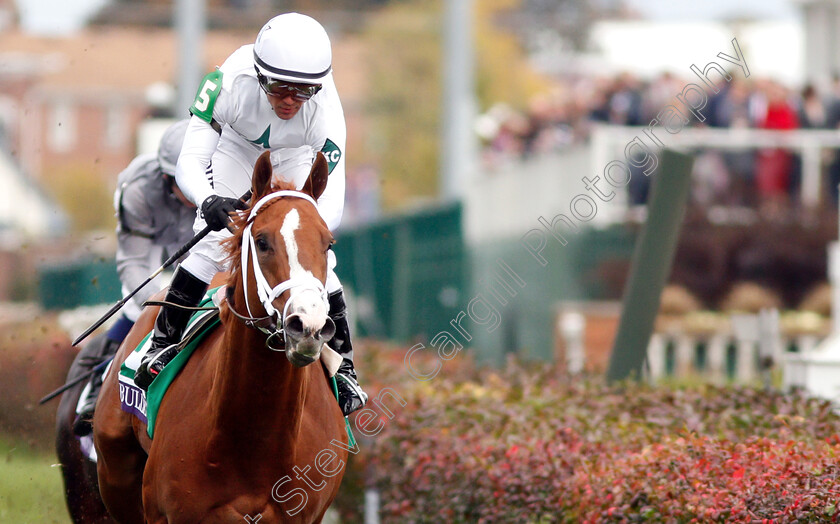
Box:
[0,10,369,199]
[0,27,249,185]
[798,0,840,89]
[0,2,373,305]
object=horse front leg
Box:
[93,360,147,524]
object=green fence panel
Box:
[334,202,637,365]
[333,202,466,343]
[468,225,637,364]
[38,258,122,311]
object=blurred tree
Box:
[363,0,552,210]
[512,0,622,52]
[362,0,443,210]
[48,166,116,233]
[499,0,626,77]
[474,0,552,112]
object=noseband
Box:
[227,189,329,350]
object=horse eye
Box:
[255,236,271,252]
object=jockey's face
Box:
[265,91,304,120]
[257,73,320,120]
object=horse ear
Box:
[302,152,329,201]
[252,151,273,200]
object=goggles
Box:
[256,71,322,102]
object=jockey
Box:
[74,119,195,436]
[133,13,368,417]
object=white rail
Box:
[645,332,822,384]
[557,307,828,384]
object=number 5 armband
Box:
[190,70,224,133]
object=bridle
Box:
[225,189,329,351]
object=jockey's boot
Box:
[328,289,368,416]
[72,336,121,437]
[134,267,207,391]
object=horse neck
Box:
[207,275,311,456]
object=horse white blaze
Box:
[280,209,327,347]
[280,208,306,279]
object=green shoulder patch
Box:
[320,138,342,174]
[189,70,223,123]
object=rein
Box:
[224,286,285,350]
[144,300,217,312]
[225,189,329,351]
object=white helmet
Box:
[157,119,189,177]
[253,13,332,84]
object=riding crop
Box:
[71,190,252,347]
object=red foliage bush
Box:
[347,343,840,523]
[0,315,76,447]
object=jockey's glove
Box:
[201,195,247,231]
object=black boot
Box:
[134,267,207,391]
[335,358,367,416]
[328,289,368,416]
[72,337,120,437]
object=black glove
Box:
[200,195,247,231]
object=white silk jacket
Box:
[175,44,347,232]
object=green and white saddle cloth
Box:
[118,288,223,439]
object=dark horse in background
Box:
[55,332,115,523]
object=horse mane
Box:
[221,179,298,267]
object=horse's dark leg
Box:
[55,334,115,523]
[94,345,148,524]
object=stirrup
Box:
[134,344,179,391]
[73,353,111,437]
[73,395,98,436]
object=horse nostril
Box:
[320,317,336,342]
[284,314,304,338]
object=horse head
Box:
[225,151,336,367]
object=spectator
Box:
[798,84,829,129]
[475,71,840,211]
[607,72,644,126]
[754,81,799,211]
[714,79,756,205]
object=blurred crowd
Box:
[477,72,840,211]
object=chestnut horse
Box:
[94,151,348,523]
